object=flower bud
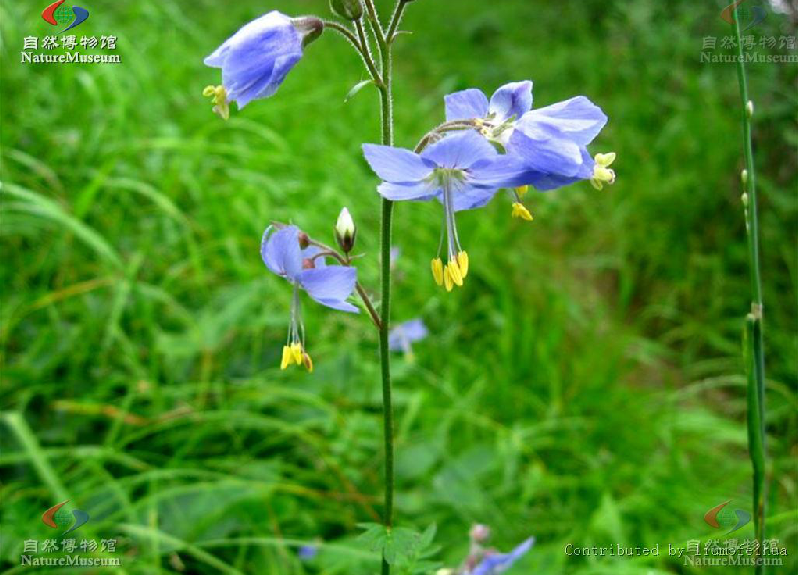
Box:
[330,0,363,21]
[297,231,310,249]
[292,17,324,47]
[470,524,491,543]
[746,100,754,118]
[740,169,748,185]
[335,207,356,253]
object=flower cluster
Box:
[363,81,616,290]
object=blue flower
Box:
[444,82,615,194]
[362,130,525,291]
[203,11,323,117]
[297,544,318,560]
[471,537,535,575]
[388,319,428,358]
[261,225,358,370]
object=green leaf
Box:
[345,79,375,102]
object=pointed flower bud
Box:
[335,207,356,253]
[330,0,363,21]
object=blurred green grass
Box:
[1,0,796,573]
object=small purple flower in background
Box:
[261,225,358,371]
[203,11,323,119]
[388,319,428,359]
[362,130,525,291]
[437,525,534,575]
[297,543,319,561]
[470,538,534,575]
[444,81,616,219]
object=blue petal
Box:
[520,148,594,190]
[377,181,438,202]
[447,185,499,212]
[521,96,607,146]
[421,130,497,170]
[468,155,529,189]
[362,144,433,183]
[300,266,359,313]
[472,537,535,575]
[234,53,302,107]
[302,246,327,269]
[489,81,533,122]
[444,89,489,121]
[507,127,584,177]
[389,318,428,350]
[261,225,303,281]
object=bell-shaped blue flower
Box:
[362,130,526,291]
[261,225,357,371]
[203,11,323,116]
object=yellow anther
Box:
[447,259,463,286]
[291,343,303,365]
[457,251,469,278]
[443,266,454,292]
[280,345,291,370]
[511,202,533,221]
[431,257,444,286]
[515,185,529,198]
[590,152,616,190]
[595,152,616,166]
[302,352,314,372]
[203,84,230,120]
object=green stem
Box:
[376,9,395,575]
[731,6,766,572]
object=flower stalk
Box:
[730,6,766,571]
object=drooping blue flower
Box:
[261,225,358,371]
[362,130,525,291]
[470,537,535,575]
[203,11,323,117]
[444,82,615,193]
[388,319,428,358]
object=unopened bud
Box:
[298,231,310,249]
[740,169,748,185]
[330,0,363,21]
[470,524,491,543]
[302,257,315,270]
[746,100,754,118]
[335,207,356,253]
[741,192,749,208]
[292,17,324,47]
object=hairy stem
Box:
[731,6,766,571]
[376,6,396,575]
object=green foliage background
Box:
[1,0,796,573]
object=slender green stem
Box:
[386,0,410,43]
[731,6,766,572]
[375,5,396,575]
